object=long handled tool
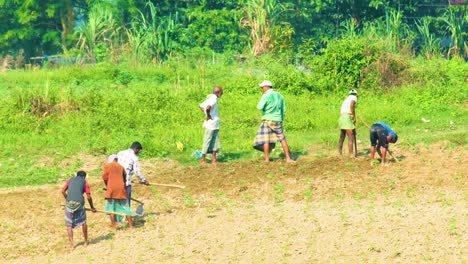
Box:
[353,129,358,157]
[85,208,130,217]
[61,204,131,217]
[129,197,144,216]
[131,197,144,204]
[358,116,399,162]
[148,183,186,189]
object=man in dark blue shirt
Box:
[369,122,398,165]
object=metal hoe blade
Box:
[135,204,144,217]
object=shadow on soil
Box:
[133,212,160,228]
[73,232,115,248]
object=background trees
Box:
[0,0,466,62]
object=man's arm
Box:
[257,94,267,110]
[61,181,69,199]
[102,166,109,186]
[134,158,148,185]
[84,182,96,212]
[350,100,356,123]
[376,146,382,158]
[205,105,212,120]
[86,193,96,212]
[62,186,68,199]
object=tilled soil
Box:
[0,142,466,263]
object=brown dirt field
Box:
[0,142,466,263]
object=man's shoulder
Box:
[117,149,132,156]
[107,162,124,169]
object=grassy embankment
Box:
[0,57,466,187]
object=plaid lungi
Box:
[64,201,86,228]
[253,121,286,151]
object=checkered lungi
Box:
[64,201,86,228]
[253,120,286,151]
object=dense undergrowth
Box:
[0,52,466,187]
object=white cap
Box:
[259,80,272,87]
[349,89,358,95]
[107,154,117,163]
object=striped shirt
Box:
[117,148,146,186]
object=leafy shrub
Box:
[307,37,374,92]
[361,52,410,92]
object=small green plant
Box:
[273,183,285,205]
[448,217,458,236]
[117,70,133,86]
[182,190,198,208]
[238,178,248,192]
[303,188,313,202]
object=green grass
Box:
[0,57,466,188]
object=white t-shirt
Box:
[340,95,357,114]
[199,94,220,130]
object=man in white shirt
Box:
[199,86,223,164]
[117,142,149,205]
[338,89,358,158]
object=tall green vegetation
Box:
[0,1,466,61]
[0,1,467,188]
[0,54,466,187]
[416,17,440,59]
[76,4,119,62]
[442,8,466,58]
[241,0,286,56]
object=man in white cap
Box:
[338,89,358,157]
[253,80,294,162]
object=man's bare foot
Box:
[84,240,89,246]
[286,159,296,163]
[200,160,207,165]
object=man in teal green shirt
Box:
[253,80,294,162]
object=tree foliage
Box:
[0,0,466,61]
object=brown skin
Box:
[338,100,356,157]
[259,85,294,163]
[200,87,223,165]
[62,176,96,249]
[132,147,149,185]
[370,134,393,165]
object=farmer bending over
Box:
[62,170,96,249]
[369,121,398,166]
